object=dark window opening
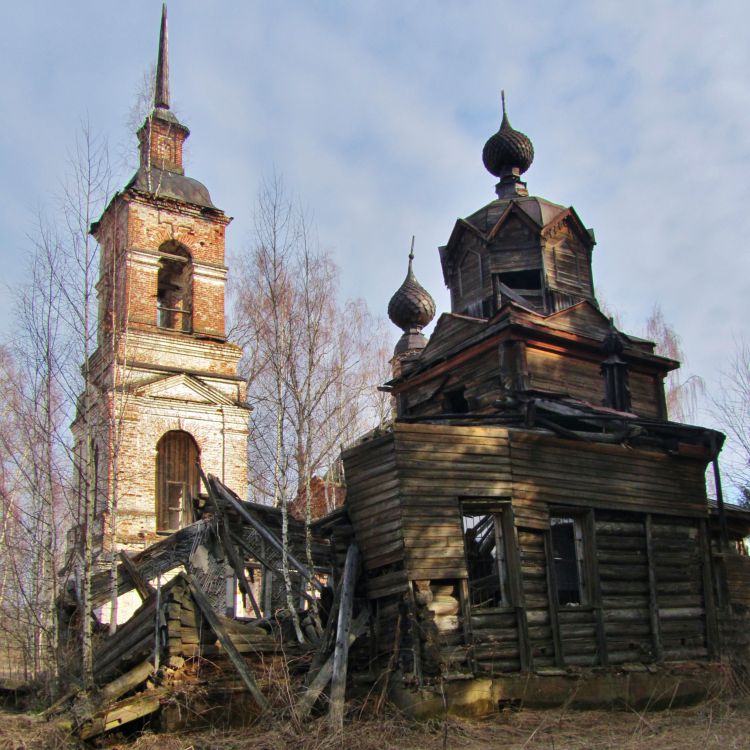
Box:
[551,515,586,606]
[463,512,508,608]
[497,270,542,290]
[157,242,193,332]
[443,387,469,414]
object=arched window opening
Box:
[157,241,193,332]
[156,430,200,532]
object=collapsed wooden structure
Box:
[54,475,368,738]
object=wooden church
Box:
[340,96,750,701]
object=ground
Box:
[1,694,749,750]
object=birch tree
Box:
[231,176,389,634]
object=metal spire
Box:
[155,4,170,110]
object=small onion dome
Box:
[388,243,436,354]
[482,92,534,177]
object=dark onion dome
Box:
[388,243,436,338]
[482,92,534,177]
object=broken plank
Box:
[297,609,369,720]
[186,573,268,710]
[329,543,360,732]
[119,551,156,601]
[79,689,168,740]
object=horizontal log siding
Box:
[509,432,709,518]
[724,552,750,611]
[393,423,512,582]
[630,371,662,419]
[595,511,654,664]
[651,516,708,661]
[526,347,605,405]
[406,348,502,417]
[470,608,521,674]
[342,434,406,585]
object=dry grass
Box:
[0,713,74,750]
[2,686,750,750]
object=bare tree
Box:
[231,176,390,635]
[0,225,70,695]
[645,305,706,424]
[0,121,112,692]
[712,337,750,502]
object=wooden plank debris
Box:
[119,551,156,601]
[186,572,268,710]
[329,543,360,731]
[297,609,369,720]
[208,474,324,592]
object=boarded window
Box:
[463,512,508,608]
[551,515,587,605]
[156,430,200,532]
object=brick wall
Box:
[76,159,249,563]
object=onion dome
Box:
[388,240,436,356]
[482,91,534,178]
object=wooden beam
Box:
[208,475,323,592]
[98,660,154,705]
[296,609,368,720]
[405,580,424,685]
[79,689,168,740]
[698,518,720,660]
[644,514,663,662]
[329,543,360,732]
[186,573,268,710]
[506,516,532,672]
[119,552,156,601]
[586,511,608,667]
[543,531,564,669]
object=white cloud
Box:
[2,0,749,490]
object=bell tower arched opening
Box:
[156,430,200,532]
[157,241,193,332]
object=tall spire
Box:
[155,4,170,110]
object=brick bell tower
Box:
[73,6,249,555]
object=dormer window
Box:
[157,241,192,332]
[443,386,470,414]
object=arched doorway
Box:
[156,430,200,531]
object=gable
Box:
[418,313,488,367]
[541,207,595,249]
[133,373,235,406]
[542,300,613,340]
[487,201,542,242]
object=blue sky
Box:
[2,1,749,484]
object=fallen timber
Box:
[55,476,370,740]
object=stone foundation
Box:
[389,662,730,719]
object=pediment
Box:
[542,300,613,340]
[487,201,543,241]
[133,373,235,406]
[541,207,595,249]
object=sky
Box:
[1,1,748,489]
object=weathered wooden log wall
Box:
[343,421,720,682]
[509,432,708,519]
